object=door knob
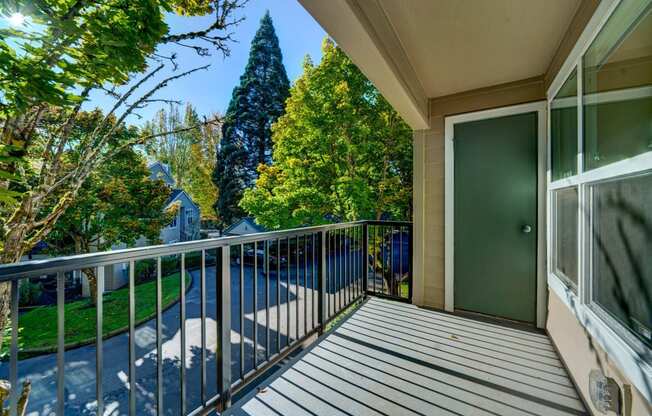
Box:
[522,224,532,234]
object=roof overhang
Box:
[300,0,598,129]
[299,0,430,129]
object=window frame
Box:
[546,0,652,402]
[550,186,579,292]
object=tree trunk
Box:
[82,268,98,305]
[0,191,69,414]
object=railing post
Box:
[362,223,369,297]
[217,245,231,411]
[318,231,327,334]
[408,223,413,303]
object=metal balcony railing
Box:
[0,220,411,415]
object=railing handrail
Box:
[0,220,413,415]
[0,220,410,280]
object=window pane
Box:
[591,172,652,347]
[553,187,578,289]
[551,70,578,180]
[583,2,652,170]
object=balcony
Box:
[0,220,588,415]
[0,221,421,415]
[227,297,586,416]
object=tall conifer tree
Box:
[213,11,290,227]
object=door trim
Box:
[444,101,548,328]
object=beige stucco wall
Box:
[547,291,652,416]
[412,77,546,309]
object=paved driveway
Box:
[0,262,319,416]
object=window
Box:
[186,209,193,225]
[170,216,177,228]
[550,70,578,180]
[590,172,652,347]
[547,0,652,359]
[552,187,578,290]
[582,1,652,171]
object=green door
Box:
[454,112,537,323]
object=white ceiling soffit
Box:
[300,0,583,126]
[298,0,430,130]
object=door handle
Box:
[522,224,532,234]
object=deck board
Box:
[226,297,588,416]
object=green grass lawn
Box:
[3,272,190,357]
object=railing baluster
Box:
[335,230,339,313]
[399,226,403,297]
[276,239,281,354]
[373,225,377,294]
[9,279,18,416]
[128,262,136,416]
[200,250,207,406]
[253,241,258,368]
[304,234,308,335]
[319,231,327,333]
[381,226,386,294]
[286,237,290,347]
[180,253,187,416]
[326,232,331,318]
[345,228,349,306]
[408,224,413,301]
[217,245,231,410]
[341,228,345,308]
[96,266,104,416]
[312,233,316,329]
[265,240,270,362]
[239,244,244,379]
[352,227,356,300]
[391,226,395,296]
[348,227,352,303]
[356,226,359,299]
[57,271,65,416]
[363,224,369,297]
[295,236,299,340]
[156,257,163,415]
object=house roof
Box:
[165,188,200,212]
[224,217,266,234]
[149,161,175,185]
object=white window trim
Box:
[546,0,652,402]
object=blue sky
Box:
[85,0,327,125]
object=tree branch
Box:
[161,0,248,56]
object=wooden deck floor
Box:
[225,297,587,416]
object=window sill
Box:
[548,273,652,403]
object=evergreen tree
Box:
[213,11,290,228]
[240,40,412,230]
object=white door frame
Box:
[444,101,548,328]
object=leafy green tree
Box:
[144,104,221,221]
[144,104,194,188]
[214,11,290,227]
[0,1,244,405]
[188,115,221,221]
[45,111,175,303]
[241,40,412,230]
[0,0,243,263]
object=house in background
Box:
[223,217,266,236]
[149,161,201,244]
[100,162,201,292]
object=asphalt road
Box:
[0,258,340,416]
